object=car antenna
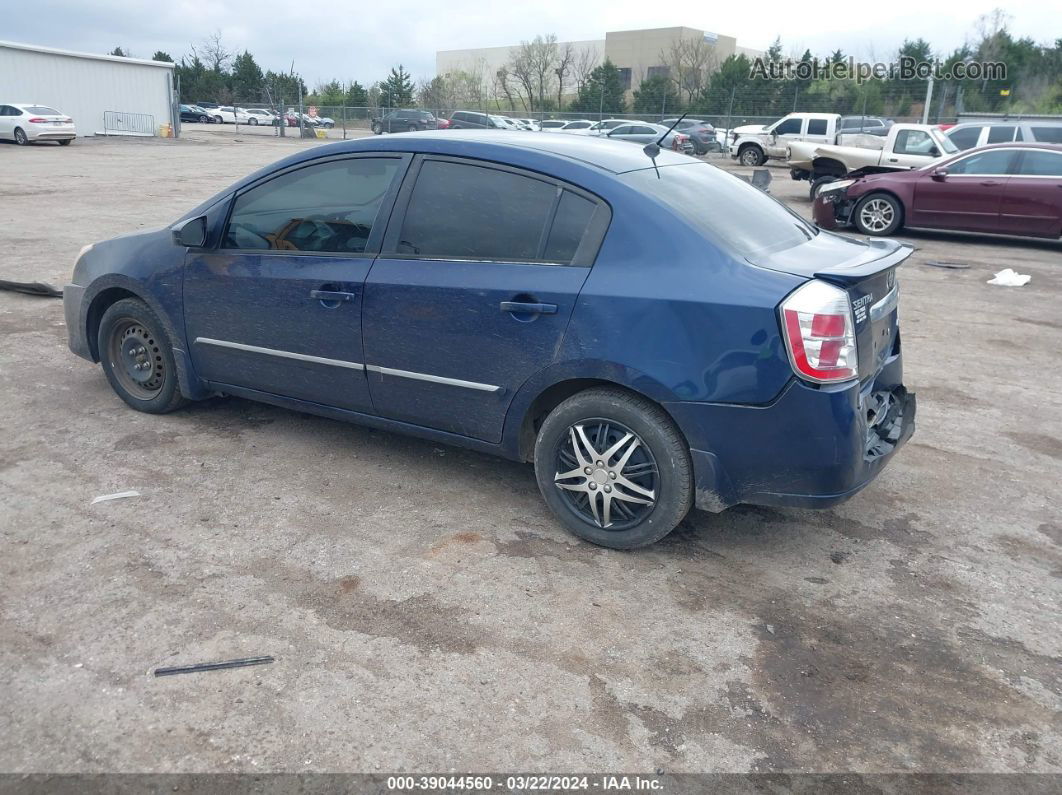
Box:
[643,111,688,162]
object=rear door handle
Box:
[310,290,356,303]
[500,301,557,315]
[980,180,1001,187]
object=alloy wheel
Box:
[553,419,657,530]
[14,128,28,145]
[859,198,895,233]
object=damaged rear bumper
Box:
[665,348,915,513]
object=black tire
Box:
[407,124,417,133]
[13,127,28,146]
[738,144,764,166]
[249,117,258,126]
[58,138,72,146]
[198,114,209,124]
[852,192,904,236]
[534,387,692,549]
[98,298,188,414]
[372,122,382,135]
[214,115,223,124]
[809,175,839,200]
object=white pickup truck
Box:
[728,112,841,166]
[786,123,959,198]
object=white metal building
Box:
[0,40,175,137]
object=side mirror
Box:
[172,216,207,248]
[929,146,940,157]
[931,168,948,181]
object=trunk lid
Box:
[754,233,911,383]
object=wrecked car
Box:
[64,130,915,549]
[789,124,958,199]
[813,142,1062,238]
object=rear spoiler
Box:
[813,239,914,285]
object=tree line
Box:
[119,11,1060,118]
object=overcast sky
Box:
[6,1,1057,88]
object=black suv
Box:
[448,111,503,130]
[372,109,438,134]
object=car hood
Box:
[733,124,767,135]
[752,230,913,284]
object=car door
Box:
[362,155,609,443]
[910,148,1017,232]
[183,153,410,412]
[998,149,1062,237]
[767,117,804,158]
[889,129,943,169]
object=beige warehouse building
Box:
[437,26,763,98]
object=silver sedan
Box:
[603,122,693,153]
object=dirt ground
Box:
[0,128,1059,775]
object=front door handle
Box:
[980,180,1001,187]
[310,289,356,303]
[500,301,557,315]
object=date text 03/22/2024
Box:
[386,775,663,791]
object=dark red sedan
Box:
[814,143,1062,239]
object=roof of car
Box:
[958,141,1062,151]
[950,120,1062,128]
[279,129,693,175]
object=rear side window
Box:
[807,119,828,135]
[544,192,597,263]
[948,127,981,149]
[946,149,1016,175]
[987,125,1016,144]
[224,157,401,253]
[1017,150,1062,177]
[397,160,603,265]
[1030,126,1062,144]
[398,160,556,262]
[624,162,816,260]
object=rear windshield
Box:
[624,162,816,259]
[26,106,60,115]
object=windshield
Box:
[624,162,818,260]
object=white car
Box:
[242,108,277,126]
[214,106,253,124]
[515,118,540,131]
[571,119,642,137]
[0,103,76,145]
[555,120,595,133]
[490,115,523,131]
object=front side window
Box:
[947,126,981,149]
[632,126,658,135]
[566,122,591,129]
[1030,126,1062,144]
[397,160,597,264]
[1017,150,1062,177]
[774,118,802,135]
[224,157,401,253]
[946,149,1017,176]
[611,126,632,136]
[894,130,936,156]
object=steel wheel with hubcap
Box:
[739,146,764,167]
[553,419,658,531]
[98,298,187,414]
[853,193,903,236]
[534,387,692,549]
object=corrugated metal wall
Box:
[0,43,174,136]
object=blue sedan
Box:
[64,130,915,548]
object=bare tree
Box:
[509,34,560,111]
[194,30,233,72]
[572,47,599,93]
[493,67,518,111]
[661,37,719,104]
[507,49,535,112]
[555,43,575,108]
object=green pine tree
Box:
[569,59,627,114]
[380,65,415,107]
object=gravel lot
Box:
[1,128,1060,774]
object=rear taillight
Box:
[27,117,47,123]
[780,280,858,383]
